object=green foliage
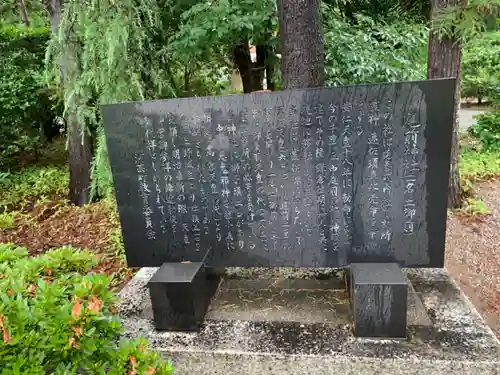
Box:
[47,0,233,199]
[323,0,430,22]
[0,212,15,230]
[0,0,49,27]
[0,166,68,208]
[0,244,28,267]
[109,227,125,259]
[323,9,428,85]
[432,0,500,42]
[460,138,500,195]
[171,0,276,57]
[0,244,174,374]
[459,197,490,216]
[0,24,58,167]
[461,30,500,101]
[469,110,500,151]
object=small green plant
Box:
[459,197,490,216]
[0,211,15,230]
[0,244,174,374]
[469,110,500,151]
[109,227,125,259]
[460,149,500,179]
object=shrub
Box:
[0,244,174,374]
[0,24,62,168]
[469,110,500,151]
[461,31,500,103]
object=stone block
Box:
[350,263,408,338]
[148,262,218,331]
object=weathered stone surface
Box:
[118,268,500,375]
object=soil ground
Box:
[0,198,135,290]
[446,179,500,337]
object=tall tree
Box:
[277,0,325,89]
[427,0,462,208]
[45,0,93,206]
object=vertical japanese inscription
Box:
[403,107,422,235]
[289,104,304,252]
[326,101,342,254]
[341,100,354,248]
[380,96,394,245]
[134,152,155,240]
[366,99,381,252]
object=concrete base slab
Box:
[118,268,500,375]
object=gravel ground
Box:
[446,180,500,337]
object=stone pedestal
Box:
[148,262,218,331]
[119,268,500,375]
[350,263,408,338]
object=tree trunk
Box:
[68,121,93,205]
[277,0,325,89]
[252,45,268,92]
[257,44,275,91]
[233,41,254,93]
[44,0,63,33]
[427,0,462,209]
[18,0,30,26]
[45,0,93,206]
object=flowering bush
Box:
[0,244,173,375]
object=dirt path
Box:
[446,180,500,337]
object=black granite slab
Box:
[102,79,455,268]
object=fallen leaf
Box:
[72,300,82,318]
[47,268,52,276]
[68,337,77,348]
[146,367,156,375]
[0,314,4,328]
[7,289,13,296]
[73,327,83,336]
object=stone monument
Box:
[102,79,500,374]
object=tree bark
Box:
[277,0,325,89]
[68,122,93,205]
[233,41,254,93]
[427,0,463,208]
[18,0,30,26]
